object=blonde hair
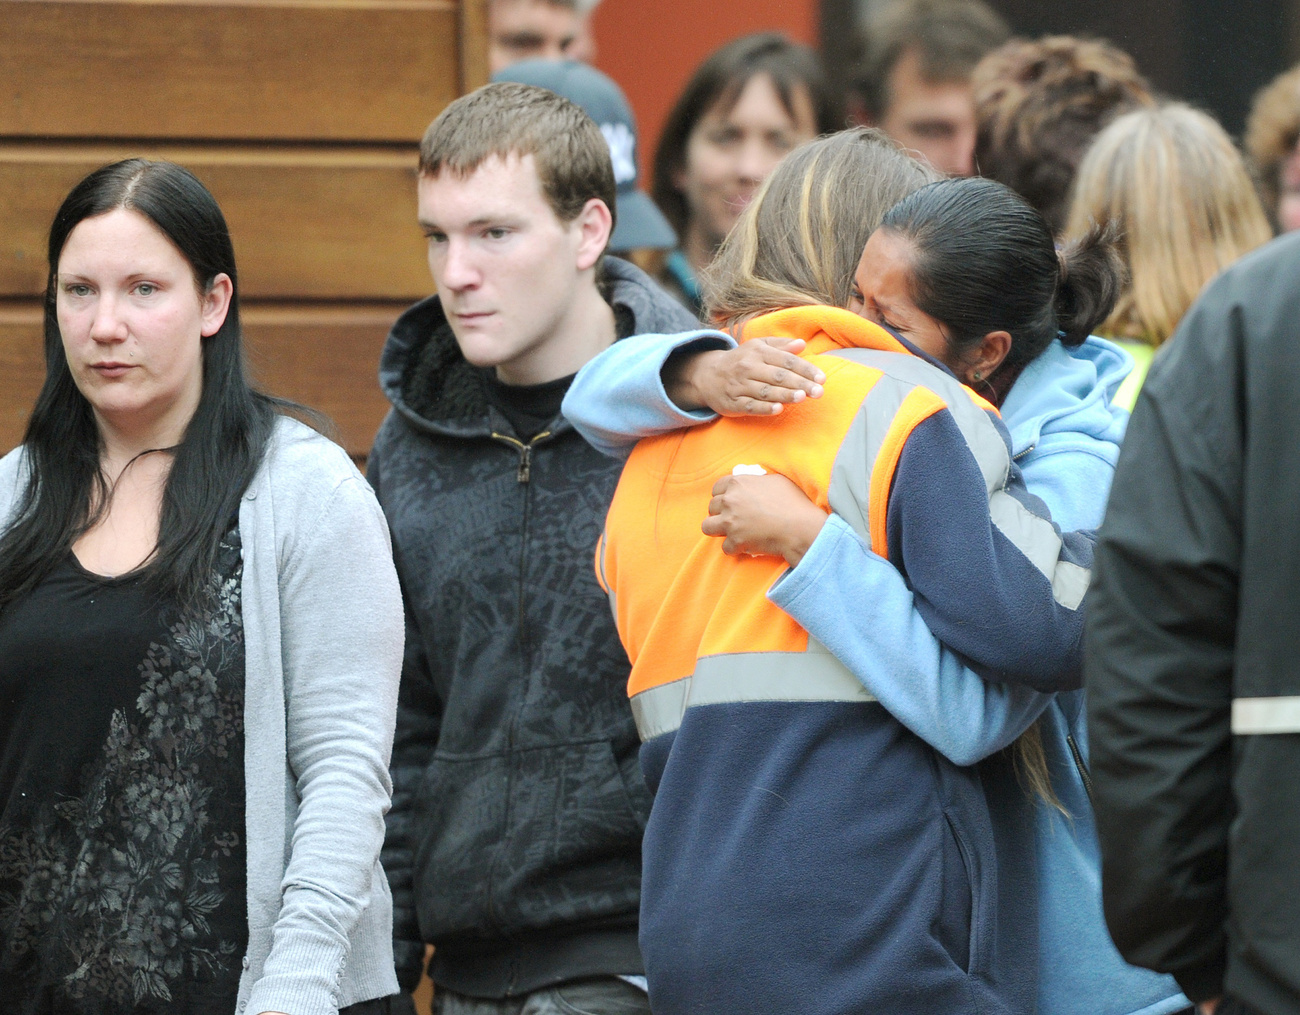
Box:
[1064,103,1271,346]
[702,127,937,325]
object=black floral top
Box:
[0,529,247,1014]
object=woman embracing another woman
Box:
[564,129,1188,1015]
[0,160,403,1014]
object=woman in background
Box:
[0,159,402,1015]
[1066,103,1271,408]
[651,32,841,316]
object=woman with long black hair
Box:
[0,159,403,1014]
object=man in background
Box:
[489,0,599,73]
[849,0,1009,176]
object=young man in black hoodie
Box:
[369,82,698,1015]
[1087,230,1300,1015]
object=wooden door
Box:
[0,0,488,459]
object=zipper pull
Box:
[517,445,532,484]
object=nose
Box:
[437,237,482,292]
[736,137,776,187]
[88,291,128,343]
[952,139,975,178]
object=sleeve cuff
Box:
[768,514,862,610]
[657,333,735,423]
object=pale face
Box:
[418,153,607,385]
[56,208,230,440]
[1278,138,1300,232]
[675,73,820,255]
[849,229,955,366]
[488,0,594,73]
[879,47,977,177]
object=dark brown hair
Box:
[973,35,1154,234]
[651,33,843,240]
[852,0,1009,121]
[420,81,616,228]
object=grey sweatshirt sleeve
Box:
[245,473,404,1015]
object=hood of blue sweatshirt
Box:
[1000,336,1132,462]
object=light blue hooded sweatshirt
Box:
[562,330,1189,1015]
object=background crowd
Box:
[2,0,1300,1014]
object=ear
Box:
[573,198,613,272]
[966,330,1011,383]
[200,272,234,338]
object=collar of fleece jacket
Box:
[379,256,700,438]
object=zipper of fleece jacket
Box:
[484,428,553,986]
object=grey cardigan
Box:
[0,418,403,1015]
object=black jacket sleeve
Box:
[1084,290,1244,1004]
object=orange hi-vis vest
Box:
[596,305,1087,743]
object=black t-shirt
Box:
[481,302,637,442]
[0,530,248,1015]
[483,371,575,442]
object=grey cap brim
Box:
[611,188,677,252]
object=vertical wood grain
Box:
[459,0,490,94]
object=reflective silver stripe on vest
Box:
[1232,696,1300,734]
[825,348,1089,610]
[629,645,878,741]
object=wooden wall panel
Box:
[458,0,490,93]
[0,0,458,142]
[241,302,401,455]
[0,300,402,457]
[0,144,431,300]
[0,302,43,455]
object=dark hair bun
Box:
[1055,224,1126,346]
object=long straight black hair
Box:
[0,159,280,615]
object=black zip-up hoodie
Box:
[370,258,699,998]
[1086,231,1300,1014]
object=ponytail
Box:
[1054,224,1126,347]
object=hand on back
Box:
[664,337,825,416]
[701,472,828,567]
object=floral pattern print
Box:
[0,531,247,1012]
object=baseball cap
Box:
[492,59,678,252]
